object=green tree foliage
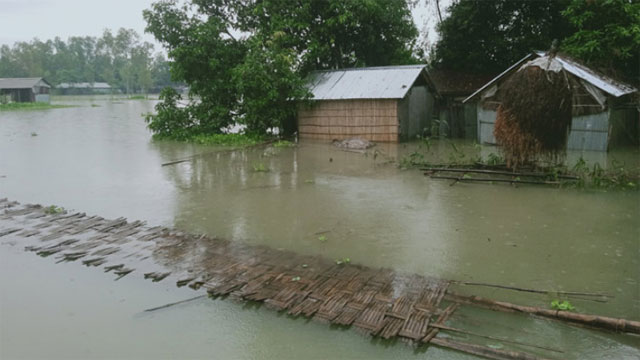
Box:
[431,0,573,74]
[143,0,419,137]
[562,0,640,84]
[0,29,173,93]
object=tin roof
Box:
[306,65,428,100]
[0,77,51,90]
[57,82,112,89]
[463,52,638,103]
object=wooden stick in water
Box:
[431,337,552,360]
[446,292,640,334]
[143,295,207,312]
[454,281,613,298]
[430,324,563,353]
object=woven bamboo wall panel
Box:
[298,99,400,142]
[301,116,398,127]
[299,125,398,135]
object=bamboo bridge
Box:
[1,198,638,360]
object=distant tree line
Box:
[0,28,174,93]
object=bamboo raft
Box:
[1,198,638,359]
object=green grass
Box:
[273,140,296,148]
[0,102,74,111]
[128,95,147,100]
[154,133,267,147]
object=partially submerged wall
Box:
[298,99,399,142]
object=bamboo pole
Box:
[446,293,640,334]
[422,168,579,180]
[422,303,458,343]
[429,175,561,186]
[143,295,207,312]
[453,281,613,299]
[430,324,563,353]
[161,140,276,167]
[431,337,552,360]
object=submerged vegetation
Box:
[551,300,575,311]
[399,139,639,190]
[43,205,65,215]
[0,103,74,111]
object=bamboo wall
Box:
[298,99,399,142]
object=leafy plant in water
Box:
[569,157,639,190]
[252,163,269,172]
[486,152,504,166]
[551,299,575,311]
[335,257,351,265]
[399,151,425,168]
[447,141,466,164]
[291,276,301,282]
[44,205,65,215]
[318,235,327,242]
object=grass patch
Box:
[0,102,74,111]
[154,133,267,147]
[273,140,296,148]
[128,95,147,100]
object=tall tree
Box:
[143,0,419,137]
[561,0,640,84]
[431,0,573,74]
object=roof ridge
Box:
[312,64,426,73]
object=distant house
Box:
[56,82,112,95]
[0,77,51,103]
[464,52,639,151]
[298,65,437,142]
[429,69,495,139]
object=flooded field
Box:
[1,96,639,359]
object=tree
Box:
[431,0,573,74]
[0,28,168,93]
[143,0,419,137]
[561,0,640,84]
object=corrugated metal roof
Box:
[306,65,427,100]
[0,77,50,90]
[57,82,112,89]
[463,52,638,103]
[539,52,637,98]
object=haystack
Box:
[494,56,572,168]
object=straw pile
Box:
[494,60,572,168]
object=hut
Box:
[298,65,437,142]
[464,52,639,151]
[56,82,112,95]
[429,69,495,139]
[0,77,51,103]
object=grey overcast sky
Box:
[0,0,159,46]
[0,0,448,52]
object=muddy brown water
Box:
[1,95,639,359]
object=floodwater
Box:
[1,96,638,359]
